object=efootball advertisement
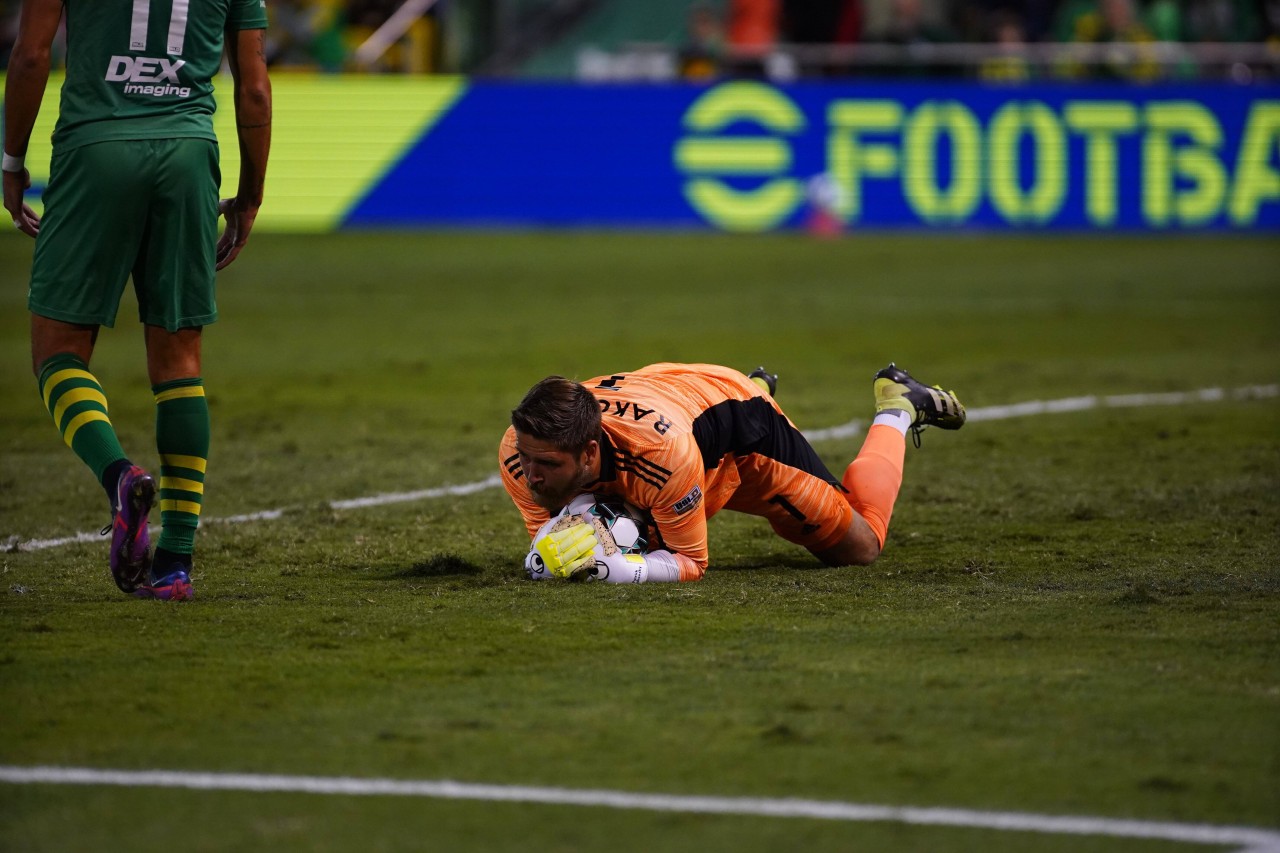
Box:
[10,74,1279,231]
[344,80,1280,232]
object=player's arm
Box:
[518,483,695,583]
[548,504,698,583]
[532,507,685,583]
[555,437,710,583]
[216,25,272,270]
[550,472,708,583]
[637,433,712,581]
[646,493,710,582]
[2,0,62,236]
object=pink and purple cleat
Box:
[133,566,194,601]
[107,465,155,594]
[106,465,193,601]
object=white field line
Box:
[4,476,503,554]
[7,384,1277,555]
[1,766,1277,851]
[803,383,1277,441]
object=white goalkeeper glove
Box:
[586,550,648,583]
[587,548,682,584]
[523,546,554,580]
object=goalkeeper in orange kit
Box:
[498,363,965,583]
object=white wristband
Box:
[2,152,24,173]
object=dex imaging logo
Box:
[105,55,192,98]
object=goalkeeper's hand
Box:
[534,521,599,579]
[585,550,648,584]
[586,549,682,584]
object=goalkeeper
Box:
[498,362,965,583]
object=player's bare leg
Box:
[144,325,202,384]
[30,314,97,373]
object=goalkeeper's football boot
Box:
[747,366,778,397]
[133,564,194,602]
[105,464,155,594]
[873,363,966,446]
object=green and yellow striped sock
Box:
[37,353,128,488]
[153,377,210,556]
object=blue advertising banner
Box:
[346,80,1279,231]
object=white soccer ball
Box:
[579,495,649,556]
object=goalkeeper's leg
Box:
[823,418,908,565]
[786,413,908,568]
[818,364,967,566]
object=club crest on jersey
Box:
[672,485,703,516]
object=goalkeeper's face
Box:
[515,433,600,512]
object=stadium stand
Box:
[1,0,1275,80]
[504,0,1279,82]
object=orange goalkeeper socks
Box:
[841,421,907,549]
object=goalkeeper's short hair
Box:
[511,376,602,453]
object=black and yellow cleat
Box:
[874,363,966,444]
[747,366,778,397]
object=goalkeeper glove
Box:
[523,546,554,580]
[587,548,682,584]
[534,520,598,579]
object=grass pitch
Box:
[1,231,1278,851]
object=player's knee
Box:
[813,520,882,567]
[144,326,203,384]
[817,541,880,567]
[845,539,882,567]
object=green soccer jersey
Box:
[52,0,268,151]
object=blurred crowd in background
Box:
[684,0,1279,80]
[2,0,1276,81]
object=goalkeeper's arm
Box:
[588,547,682,584]
[533,521,682,583]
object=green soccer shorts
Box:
[28,137,221,332]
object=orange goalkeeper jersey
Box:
[499,363,846,580]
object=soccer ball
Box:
[579,495,649,556]
[523,493,650,580]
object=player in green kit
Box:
[3,0,272,600]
